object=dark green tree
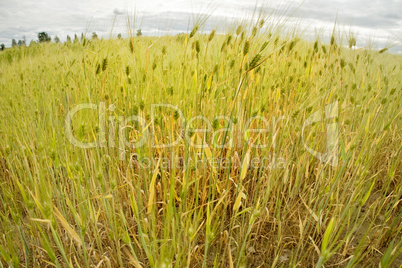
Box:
[136,29,142,37]
[17,36,26,47]
[0,44,5,51]
[54,36,60,43]
[38,32,51,43]
[11,39,17,47]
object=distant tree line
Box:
[1,30,143,50]
[11,36,26,48]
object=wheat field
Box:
[0,16,401,267]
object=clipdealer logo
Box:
[65,101,338,167]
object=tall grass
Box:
[0,15,401,267]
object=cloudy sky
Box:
[0,0,401,53]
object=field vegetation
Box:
[0,13,401,267]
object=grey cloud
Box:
[113,8,125,15]
[0,0,400,53]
